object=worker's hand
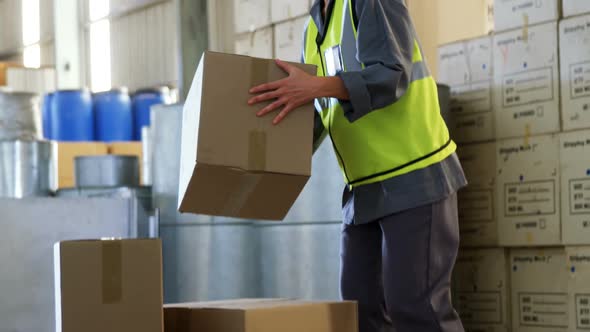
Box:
[248,59,321,125]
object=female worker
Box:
[249,1,467,331]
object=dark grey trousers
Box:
[340,193,464,332]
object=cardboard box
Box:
[496,134,561,246]
[493,22,560,139]
[54,239,163,332]
[457,142,499,246]
[233,0,271,34]
[178,52,315,220]
[271,0,310,24]
[0,62,21,86]
[453,249,511,332]
[109,142,143,186]
[510,248,569,332]
[164,299,358,332]
[494,0,560,32]
[560,130,590,245]
[566,246,590,331]
[235,27,274,59]
[559,15,590,131]
[53,142,109,189]
[563,0,590,17]
[274,16,308,63]
[438,36,494,143]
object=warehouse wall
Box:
[84,0,179,91]
[0,0,55,65]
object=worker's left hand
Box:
[248,59,320,125]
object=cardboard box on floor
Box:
[456,142,499,246]
[510,248,569,332]
[452,248,511,332]
[108,142,143,185]
[54,239,163,332]
[164,299,358,332]
[53,142,109,189]
[178,51,315,220]
[496,134,561,246]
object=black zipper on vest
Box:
[316,42,351,184]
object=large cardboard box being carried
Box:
[438,36,494,143]
[563,0,590,18]
[457,142,499,246]
[559,15,590,131]
[496,134,561,246]
[510,248,569,332]
[54,239,163,332]
[493,22,560,139]
[560,130,590,245]
[494,0,560,32]
[164,299,358,332]
[178,52,315,220]
[53,142,109,189]
[453,249,511,332]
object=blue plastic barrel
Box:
[41,93,53,139]
[93,88,133,142]
[132,87,168,140]
[50,89,94,141]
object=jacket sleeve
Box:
[338,0,416,122]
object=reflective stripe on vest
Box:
[304,0,456,187]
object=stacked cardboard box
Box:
[563,0,590,18]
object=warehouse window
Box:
[89,0,112,92]
[22,0,41,68]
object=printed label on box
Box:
[570,62,590,100]
[505,180,556,217]
[518,293,569,328]
[456,292,503,324]
[577,294,590,329]
[569,179,590,215]
[503,67,554,108]
[459,189,494,223]
[451,81,492,115]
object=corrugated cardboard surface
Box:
[560,130,590,245]
[559,15,590,131]
[438,36,494,143]
[54,142,109,189]
[493,22,560,139]
[494,0,560,32]
[563,0,590,17]
[457,142,499,246]
[178,51,315,220]
[510,248,569,332]
[453,248,511,332]
[496,134,561,246]
[54,239,163,332]
[108,142,143,185]
[164,299,358,332]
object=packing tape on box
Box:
[248,130,267,170]
[102,240,123,304]
[222,173,263,216]
[522,14,529,42]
